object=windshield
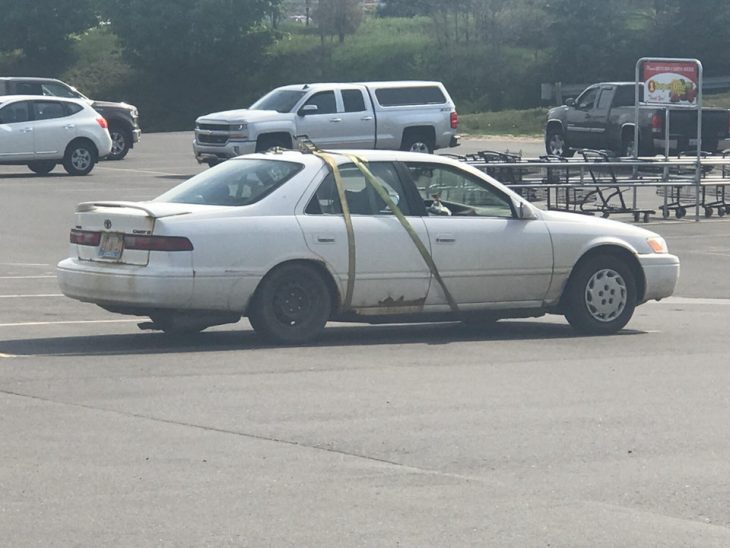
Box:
[250,89,306,113]
[155,158,304,206]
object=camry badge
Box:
[104,219,112,229]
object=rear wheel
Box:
[63,141,97,176]
[401,131,434,154]
[27,161,56,175]
[563,255,637,334]
[248,263,332,344]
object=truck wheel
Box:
[545,127,573,157]
[256,136,290,153]
[107,125,132,160]
[621,134,636,157]
[27,161,56,175]
[401,132,434,154]
[63,140,97,176]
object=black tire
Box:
[206,159,221,168]
[107,125,132,160]
[62,141,97,176]
[621,133,636,157]
[545,127,574,157]
[255,136,290,153]
[563,255,637,335]
[401,131,434,154]
[27,161,56,175]
[248,263,332,344]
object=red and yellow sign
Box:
[643,61,698,105]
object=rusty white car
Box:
[57,149,679,343]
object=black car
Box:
[0,77,141,160]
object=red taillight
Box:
[70,229,101,246]
[96,116,108,129]
[450,111,458,129]
[123,235,193,251]
[651,112,663,133]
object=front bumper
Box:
[638,253,680,302]
[132,128,141,144]
[193,138,257,164]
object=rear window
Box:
[154,158,304,206]
[375,86,446,107]
[613,85,645,107]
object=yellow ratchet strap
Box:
[344,153,460,316]
[313,151,356,310]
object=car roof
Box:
[0,77,64,83]
[0,94,88,104]
[273,81,445,92]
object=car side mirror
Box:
[565,98,576,107]
[299,104,318,117]
[515,199,537,220]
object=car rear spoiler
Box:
[75,201,192,219]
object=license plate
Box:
[98,232,124,260]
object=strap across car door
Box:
[314,150,460,316]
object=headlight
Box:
[229,123,248,139]
[647,236,668,253]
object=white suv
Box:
[0,95,112,175]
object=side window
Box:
[306,162,411,216]
[0,101,31,124]
[375,86,447,106]
[406,162,514,218]
[342,89,366,112]
[596,89,613,110]
[41,82,81,98]
[302,91,337,115]
[14,82,43,95]
[64,103,84,116]
[33,101,67,120]
[576,87,599,110]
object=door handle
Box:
[436,235,456,243]
[329,118,342,123]
[316,235,336,243]
[361,116,374,121]
[21,127,33,133]
[64,124,75,130]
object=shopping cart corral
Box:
[442,148,730,222]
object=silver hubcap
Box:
[409,142,430,153]
[584,268,627,322]
[71,148,92,171]
[111,132,125,155]
[548,133,564,155]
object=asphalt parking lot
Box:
[1,133,730,546]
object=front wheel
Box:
[63,141,97,176]
[107,126,132,160]
[563,255,637,334]
[27,161,56,175]
[545,127,573,157]
[248,263,332,344]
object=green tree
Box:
[315,0,363,43]
[0,0,98,75]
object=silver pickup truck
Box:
[193,81,460,166]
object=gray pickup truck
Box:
[545,82,730,157]
[193,81,460,166]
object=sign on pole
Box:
[642,61,699,105]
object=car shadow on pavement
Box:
[0,320,647,358]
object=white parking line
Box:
[0,319,140,327]
[0,276,56,279]
[0,263,50,267]
[661,297,730,305]
[95,166,187,177]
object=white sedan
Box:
[57,149,679,343]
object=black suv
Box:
[0,77,141,160]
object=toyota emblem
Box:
[104,219,112,229]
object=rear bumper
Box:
[449,135,461,148]
[638,253,680,302]
[57,258,193,309]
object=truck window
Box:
[302,91,337,115]
[613,85,644,107]
[250,90,306,113]
[374,86,446,106]
[596,89,613,110]
[342,89,366,112]
[41,82,83,99]
[13,82,44,95]
[575,87,599,110]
